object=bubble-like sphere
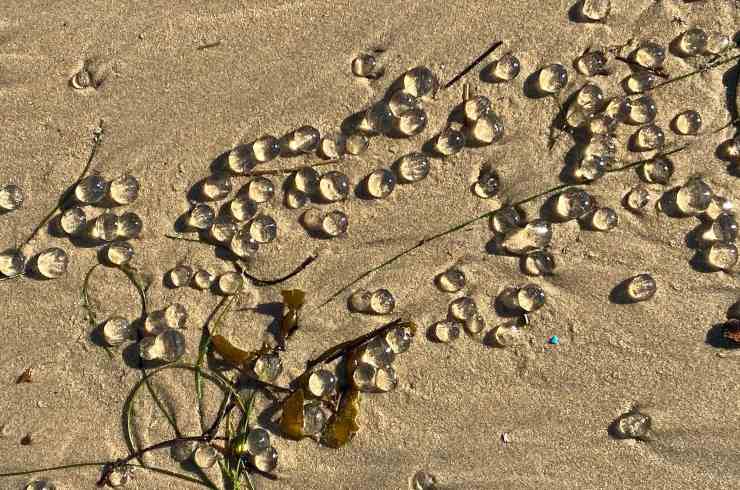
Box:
[577,51,608,76]
[352,362,377,391]
[202,174,232,201]
[117,212,143,239]
[705,242,738,271]
[321,210,349,237]
[474,166,500,198]
[432,320,461,343]
[228,144,256,174]
[367,169,396,199]
[626,71,657,93]
[705,195,733,220]
[626,273,657,302]
[165,303,188,329]
[352,53,379,78]
[464,96,491,122]
[491,206,524,234]
[625,185,650,212]
[288,125,320,154]
[576,154,607,182]
[109,174,139,205]
[303,402,327,435]
[678,28,708,56]
[247,177,275,203]
[538,64,568,94]
[584,134,617,164]
[218,271,243,295]
[468,112,504,145]
[24,480,57,490]
[250,214,277,243]
[514,283,546,312]
[592,207,618,231]
[253,446,278,473]
[676,177,713,215]
[614,411,651,439]
[192,269,215,289]
[169,265,193,288]
[294,167,321,195]
[396,108,428,137]
[502,219,553,255]
[209,214,238,243]
[346,134,369,155]
[412,471,438,490]
[75,175,107,203]
[634,41,666,69]
[36,247,68,278]
[606,97,632,122]
[555,188,595,220]
[374,365,398,392]
[102,316,136,346]
[642,156,673,185]
[492,324,525,347]
[91,213,118,242]
[449,296,477,320]
[436,268,465,292]
[705,32,731,55]
[188,204,215,230]
[319,132,347,160]
[674,110,702,136]
[246,428,271,455]
[252,134,280,163]
[285,189,308,209]
[435,127,465,156]
[0,249,26,276]
[385,324,414,353]
[171,440,196,463]
[308,369,337,397]
[388,90,421,117]
[0,184,23,211]
[106,241,134,266]
[158,329,186,362]
[143,310,168,336]
[629,96,658,125]
[491,53,521,81]
[139,335,163,360]
[397,152,430,183]
[60,206,88,235]
[711,213,738,243]
[319,171,350,202]
[635,124,665,150]
[369,288,395,314]
[403,66,438,98]
[361,336,396,367]
[254,353,282,381]
[349,289,371,313]
[193,443,219,469]
[576,83,605,114]
[523,251,556,276]
[581,0,610,20]
[229,195,257,222]
[588,114,618,136]
[362,102,394,135]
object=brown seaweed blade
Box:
[323,387,361,449]
[210,334,264,366]
[279,388,306,440]
[277,289,306,350]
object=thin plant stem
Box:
[443,40,502,89]
[639,51,740,94]
[306,318,404,368]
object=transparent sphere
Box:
[346,134,369,155]
[117,212,143,239]
[352,362,378,391]
[319,171,350,202]
[591,207,618,231]
[109,174,139,205]
[37,247,68,278]
[606,97,632,122]
[629,96,658,125]
[588,114,618,136]
[209,214,238,243]
[352,53,378,78]
[576,83,605,114]
[705,242,738,271]
[349,289,372,313]
[192,269,215,289]
[361,336,396,367]
[106,241,134,266]
[169,265,192,288]
[139,335,163,360]
[369,288,395,314]
[158,329,186,362]
[308,369,337,397]
[626,273,657,301]
[321,210,349,237]
[202,174,232,200]
[577,51,608,76]
[492,53,521,81]
[634,41,666,69]
[465,314,486,335]
[584,134,617,164]
[320,132,347,159]
[625,185,650,212]
[171,440,196,463]
[388,90,421,117]
[285,189,308,209]
[705,32,731,55]
[626,71,657,93]
[247,177,275,203]
[468,112,504,145]
[674,110,702,135]
[523,250,556,276]
[538,64,568,94]
[252,134,280,163]
[229,195,257,222]
[397,152,430,183]
[514,284,546,312]
[705,195,734,220]
[289,125,320,154]
[60,206,88,235]
[502,219,553,255]
[555,188,595,220]
[581,0,610,21]
[165,303,187,329]
[396,108,428,137]
[218,271,243,295]
[188,203,215,230]
[432,320,461,343]
[374,365,398,392]
[24,479,57,490]
[385,324,414,353]
[250,214,277,243]
[676,177,713,215]
[228,144,256,174]
[246,428,271,455]
[635,124,665,150]
[75,175,107,203]
[303,402,328,435]
[107,468,132,488]
[254,353,283,381]
[367,169,396,199]
[294,167,321,195]
[436,268,466,292]
[92,212,118,242]
[491,206,524,234]
[193,443,219,469]
[143,310,168,336]
[615,412,651,439]
[474,167,500,198]
[492,324,525,347]
[362,101,394,135]
[403,66,438,98]
[575,154,607,182]
[412,470,438,490]
[231,228,259,258]
[0,249,26,276]
[678,28,708,56]
[449,296,478,320]
[642,156,673,185]
[435,127,465,156]
[711,213,738,242]
[464,96,492,122]
[102,316,136,346]
[253,446,278,473]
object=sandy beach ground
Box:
[1,1,739,489]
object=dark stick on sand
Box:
[443,40,503,89]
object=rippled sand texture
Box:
[1,1,739,489]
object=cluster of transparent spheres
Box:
[349,288,396,315]
[138,304,188,363]
[352,323,415,393]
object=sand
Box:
[1,0,739,489]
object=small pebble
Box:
[625,273,657,302]
[169,264,193,288]
[548,335,560,345]
[396,152,431,183]
[108,174,140,205]
[0,184,24,211]
[367,169,396,199]
[36,247,68,278]
[538,64,568,94]
[250,214,277,243]
[591,207,618,231]
[674,110,702,135]
[288,126,320,154]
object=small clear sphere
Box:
[143,310,168,336]
[229,196,258,222]
[626,273,657,302]
[436,268,466,293]
[396,108,428,136]
[367,169,396,199]
[492,324,526,347]
[158,329,186,362]
[24,480,57,490]
[106,241,134,266]
[403,66,438,98]
[230,228,259,258]
[491,53,521,81]
[165,303,187,329]
[352,53,379,78]
[192,269,215,289]
[361,336,396,367]
[346,134,369,155]
[252,135,280,163]
[641,156,673,185]
[705,32,731,55]
[629,96,658,124]
[468,112,504,145]
[676,177,713,215]
[117,212,143,239]
[385,324,414,353]
[576,154,607,182]
[352,362,377,391]
[501,219,553,255]
[435,127,465,156]
[606,97,632,122]
[555,188,595,220]
[171,440,196,462]
[388,90,421,117]
[449,296,478,320]
[193,443,219,469]
[374,365,398,392]
[369,288,395,314]
[60,206,88,235]
[474,167,500,198]
[635,124,665,150]
[253,446,278,473]
[711,213,738,242]
[107,468,132,488]
[615,412,651,440]
[289,125,320,154]
[246,428,271,455]
[432,320,461,343]
[626,71,657,93]
[303,402,328,435]
[294,167,321,195]
[362,102,394,135]
[588,114,618,136]
[674,110,702,135]
[349,289,372,313]
[247,177,275,203]
[538,64,568,94]
[705,195,734,220]
[209,214,238,243]
[584,134,617,163]
[218,271,243,295]
[285,187,308,209]
[102,316,136,346]
[625,185,650,212]
[576,83,605,114]
[169,265,193,288]
[678,28,708,56]
[308,369,337,397]
[0,248,26,276]
[635,41,666,69]
[514,284,546,312]
[139,335,163,360]
[491,206,524,234]
[523,251,556,276]
[320,132,347,159]
[109,174,140,205]
[228,144,256,174]
[397,152,430,183]
[705,242,738,271]
[250,214,277,243]
[254,352,283,381]
[202,174,232,200]
[581,0,610,21]
[591,207,619,231]
[319,171,350,202]
[464,95,492,122]
[75,175,107,203]
[92,212,118,241]
[577,51,608,76]
[188,204,215,230]
[321,210,349,237]
[36,247,68,278]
